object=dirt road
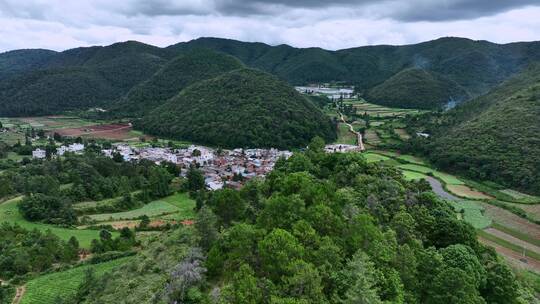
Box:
[426,177,459,201]
[12,285,25,304]
[338,112,365,150]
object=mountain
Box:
[113,49,244,117]
[0,41,172,116]
[1,37,540,115]
[366,68,470,109]
[138,68,337,149]
[0,49,57,80]
[405,64,540,194]
[170,37,540,108]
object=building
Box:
[32,148,46,159]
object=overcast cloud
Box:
[0,0,539,52]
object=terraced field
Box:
[21,257,133,304]
[449,200,492,229]
[82,193,196,224]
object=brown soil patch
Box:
[181,220,194,226]
[516,204,540,219]
[447,184,494,200]
[52,123,133,140]
[480,202,540,239]
[394,129,410,140]
[484,228,540,254]
[479,237,540,274]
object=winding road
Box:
[338,112,365,151]
[426,176,459,201]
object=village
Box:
[31,141,364,191]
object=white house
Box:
[68,143,85,153]
[32,148,46,159]
[57,146,68,156]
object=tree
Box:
[208,189,246,227]
[342,250,382,304]
[258,229,304,281]
[425,267,484,304]
[284,260,325,302]
[481,262,518,304]
[195,206,219,251]
[186,167,205,192]
[148,167,172,198]
[221,264,263,304]
[112,152,124,163]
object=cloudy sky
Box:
[1,0,540,52]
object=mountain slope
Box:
[138,68,337,149]
[366,68,470,109]
[422,64,540,194]
[0,41,171,116]
[114,49,244,116]
[0,49,56,80]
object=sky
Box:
[1,0,540,52]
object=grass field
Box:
[397,164,464,185]
[363,152,390,163]
[21,257,133,304]
[84,193,195,223]
[449,200,492,229]
[396,155,425,165]
[335,123,357,145]
[402,170,429,181]
[0,197,107,248]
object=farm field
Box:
[0,196,107,248]
[53,123,135,140]
[480,202,540,239]
[345,99,426,117]
[83,193,195,223]
[449,200,492,229]
[21,257,133,304]
[363,152,390,163]
[446,184,494,200]
[401,170,429,181]
[396,164,464,185]
[335,123,357,145]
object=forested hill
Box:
[0,41,174,116]
[111,49,244,117]
[138,68,337,149]
[365,68,470,109]
[403,64,540,194]
[170,37,540,108]
[1,37,540,115]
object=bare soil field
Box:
[446,184,494,200]
[479,237,540,274]
[480,202,540,239]
[484,228,540,254]
[53,123,134,140]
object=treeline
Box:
[0,154,175,225]
[0,223,79,279]
[67,138,536,303]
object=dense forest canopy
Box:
[138,68,337,149]
[365,68,470,109]
[112,49,244,117]
[61,143,535,304]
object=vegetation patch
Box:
[401,170,429,181]
[449,200,492,229]
[397,164,464,185]
[21,257,132,304]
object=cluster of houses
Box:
[295,85,355,100]
[31,141,365,190]
[32,143,85,159]
[102,144,293,190]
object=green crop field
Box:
[449,200,492,229]
[21,257,133,304]
[397,164,464,185]
[396,155,425,165]
[362,152,390,163]
[402,170,429,181]
[335,123,357,145]
[85,193,195,222]
[0,197,107,248]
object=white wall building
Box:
[32,148,46,159]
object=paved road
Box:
[426,176,459,201]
